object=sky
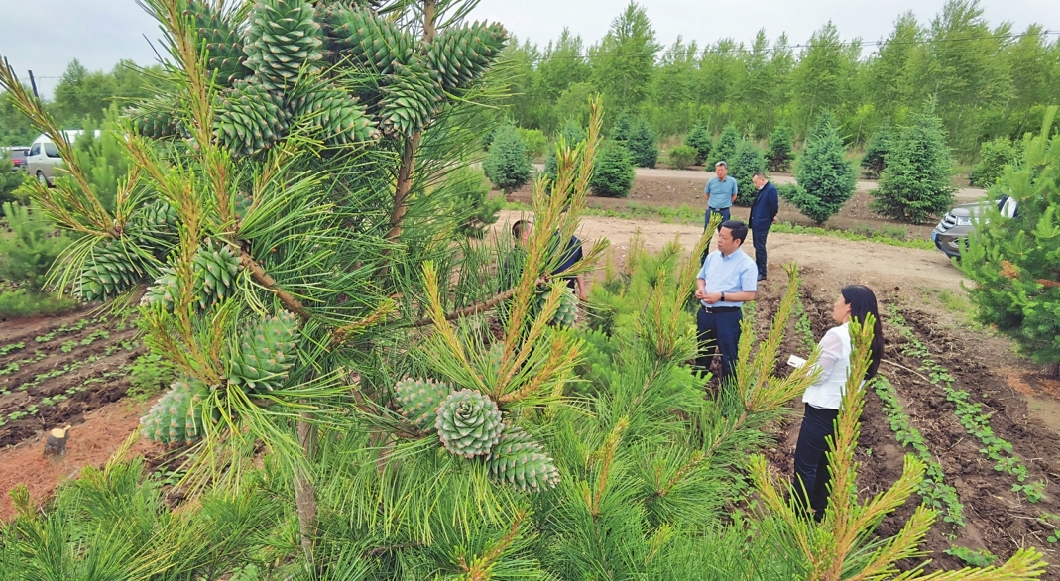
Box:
[1,0,1057,98]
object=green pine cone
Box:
[425,22,507,90]
[78,239,146,302]
[228,310,300,393]
[234,190,254,221]
[185,0,251,86]
[141,269,179,313]
[394,378,452,431]
[289,81,379,144]
[327,7,412,75]
[533,286,579,329]
[128,200,179,256]
[486,423,560,492]
[213,80,291,157]
[434,388,503,459]
[140,376,208,446]
[132,107,179,139]
[192,239,241,311]
[376,63,443,137]
[244,0,325,90]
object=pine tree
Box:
[711,123,740,167]
[730,140,767,206]
[969,136,1021,187]
[626,118,658,168]
[871,111,956,224]
[483,124,532,194]
[962,108,1060,377]
[0,201,71,289]
[789,112,856,225]
[590,139,635,197]
[0,154,26,207]
[610,112,634,143]
[767,126,794,172]
[684,124,712,165]
[860,125,893,179]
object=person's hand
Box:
[578,289,588,301]
[694,289,708,301]
[704,292,722,304]
[772,216,778,224]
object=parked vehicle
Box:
[23,131,95,186]
[2,146,31,172]
[932,195,1018,260]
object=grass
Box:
[502,200,936,250]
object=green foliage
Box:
[626,117,659,168]
[667,144,697,170]
[871,111,957,224]
[684,125,712,165]
[127,353,178,402]
[962,108,1060,372]
[610,112,634,142]
[516,127,548,161]
[711,124,740,167]
[0,154,27,207]
[442,167,502,238]
[766,126,793,172]
[789,112,856,225]
[483,124,533,193]
[0,288,78,318]
[861,126,893,179]
[0,202,71,290]
[66,109,133,213]
[590,140,635,197]
[945,546,998,568]
[970,136,1021,187]
[731,140,767,206]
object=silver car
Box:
[24,139,63,186]
[932,195,1017,260]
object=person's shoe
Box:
[757,274,767,281]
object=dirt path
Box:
[501,210,966,294]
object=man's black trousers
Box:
[793,403,840,521]
[695,306,742,379]
[752,226,769,278]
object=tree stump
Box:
[44,426,70,457]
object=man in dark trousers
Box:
[694,220,758,383]
[748,171,779,281]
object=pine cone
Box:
[376,63,443,137]
[141,269,179,313]
[394,378,452,431]
[213,80,291,157]
[425,22,507,91]
[140,376,208,446]
[78,239,146,302]
[533,286,579,329]
[327,6,413,75]
[435,388,503,458]
[185,0,251,86]
[228,310,300,393]
[192,239,241,311]
[244,0,325,90]
[289,80,379,144]
[486,423,560,492]
[128,200,179,256]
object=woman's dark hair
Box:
[512,220,531,239]
[841,285,884,380]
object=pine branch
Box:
[237,247,310,320]
[411,276,549,327]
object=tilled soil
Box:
[756,278,1060,576]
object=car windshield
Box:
[44,143,60,158]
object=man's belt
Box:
[701,305,741,313]
[708,206,731,212]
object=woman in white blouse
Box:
[793,285,884,522]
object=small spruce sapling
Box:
[871,111,956,224]
[789,112,856,225]
[483,124,533,194]
[684,125,712,166]
[767,126,794,172]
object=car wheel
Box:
[37,171,49,187]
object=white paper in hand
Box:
[786,355,807,369]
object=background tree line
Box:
[500,0,1060,162]
[0,58,163,145]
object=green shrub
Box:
[0,201,73,290]
[789,112,857,225]
[590,140,635,197]
[0,154,28,208]
[627,119,658,168]
[731,141,768,206]
[482,119,514,151]
[861,126,893,179]
[517,127,548,162]
[684,125,712,165]
[776,183,799,201]
[444,167,502,238]
[767,127,794,172]
[610,112,634,143]
[557,118,587,147]
[483,124,532,194]
[969,137,1020,187]
[871,111,956,224]
[711,124,740,168]
[667,145,696,170]
[64,107,133,213]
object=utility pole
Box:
[27,69,39,98]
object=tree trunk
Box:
[43,426,69,456]
[1045,362,1059,378]
[294,416,318,560]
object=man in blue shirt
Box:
[704,161,738,231]
[748,171,779,281]
[694,220,758,381]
